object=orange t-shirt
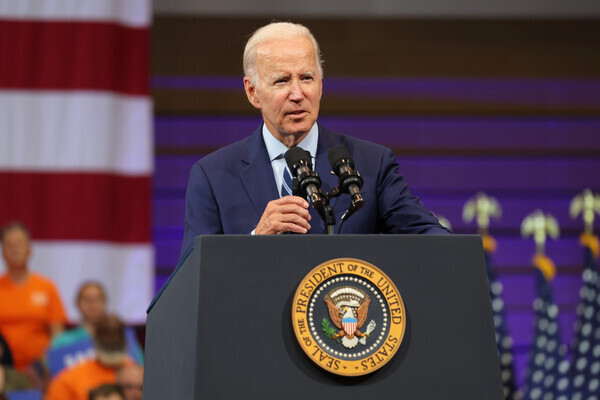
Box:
[45,358,133,400]
[0,272,67,369]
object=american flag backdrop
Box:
[0,1,153,323]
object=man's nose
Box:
[288,79,305,101]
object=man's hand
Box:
[255,196,312,234]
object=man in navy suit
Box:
[180,22,449,256]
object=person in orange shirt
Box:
[45,314,134,400]
[0,222,67,371]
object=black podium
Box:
[144,235,503,399]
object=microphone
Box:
[328,145,365,216]
[284,147,325,210]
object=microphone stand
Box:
[323,187,340,235]
[293,179,339,235]
[320,185,365,235]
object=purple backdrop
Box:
[153,76,600,387]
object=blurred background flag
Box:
[520,210,571,399]
[0,0,153,323]
[484,246,518,400]
[463,192,517,399]
[567,189,600,398]
[522,257,572,400]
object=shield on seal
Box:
[343,317,357,336]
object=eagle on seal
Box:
[324,287,371,349]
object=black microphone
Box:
[284,147,325,210]
[328,145,365,215]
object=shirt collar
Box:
[262,123,319,162]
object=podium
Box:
[144,235,503,399]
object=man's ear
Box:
[243,77,261,109]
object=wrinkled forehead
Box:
[255,37,319,72]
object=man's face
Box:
[244,35,322,145]
[1,228,31,270]
[78,285,106,325]
[118,366,144,400]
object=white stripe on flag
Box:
[28,241,154,324]
[0,0,151,27]
[0,91,153,175]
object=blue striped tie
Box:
[281,166,293,197]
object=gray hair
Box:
[243,22,324,85]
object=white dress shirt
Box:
[262,123,319,197]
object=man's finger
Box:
[276,195,309,208]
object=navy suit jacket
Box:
[180,124,449,256]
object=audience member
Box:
[51,282,106,349]
[89,384,124,400]
[116,365,142,400]
[45,315,134,400]
[48,282,144,368]
[0,222,67,371]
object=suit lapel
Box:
[239,126,279,216]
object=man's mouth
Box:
[287,110,307,117]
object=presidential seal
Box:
[291,258,406,376]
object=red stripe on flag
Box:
[0,172,151,243]
[0,20,149,95]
